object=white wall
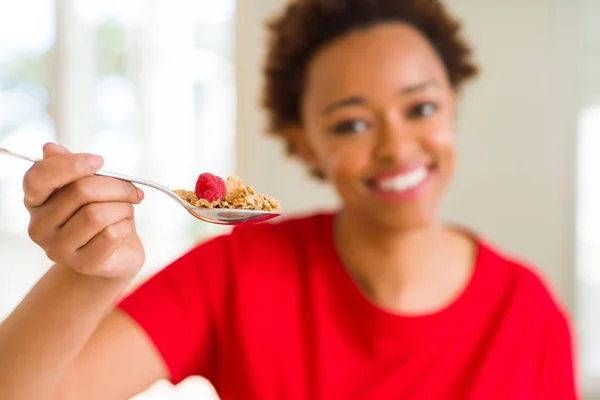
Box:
[235,0,580,310]
[235,0,340,215]
[440,0,579,309]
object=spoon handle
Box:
[94,170,175,194]
[0,147,40,163]
[1,146,281,225]
[0,146,174,195]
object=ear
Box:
[285,124,322,171]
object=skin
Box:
[0,144,167,399]
[0,22,474,399]
[291,23,475,313]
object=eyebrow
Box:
[322,96,366,115]
[322,80,440,115]
[400,80,439,95]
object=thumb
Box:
[42,142,71,159]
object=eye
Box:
[407,102,438,119]
[331,120,371,135]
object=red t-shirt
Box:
[118,212,577,399]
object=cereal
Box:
[224,176,245,202]
[174,175,280,212]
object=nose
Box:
[372,112,420,164]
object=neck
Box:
[336,209,444,280]
[333,209,466,312]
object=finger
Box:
[43,142,71,158]
[23,153,105,208]
[27,176,143,249]
[72,219,135,276]
[38,176,143,230]
[48,202,134,259]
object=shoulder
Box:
[477,239,576,391]
[231,211,332,236]
[130,212,334,309]
[476,238,569,323]
[198,212,334,307]
[226,211,333,253]
[191,211,331,247]
[184,211,334,273]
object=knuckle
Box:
[123,221,134,235]
[103,224,122,242]
[72,179,95,204]
[82,203,105,227]
[124,203,135,219]
[44,243,63,263]
[22,168,41,197]
[27,220,43,243]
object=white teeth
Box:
[377,167,428,192]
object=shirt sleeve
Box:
[117,234,233,385]
[536,306,578,400]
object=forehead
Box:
[303,23,447,104]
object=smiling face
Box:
[291,23,458,230]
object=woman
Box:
[0,0,576,399]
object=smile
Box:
[367,165,433,202]
[376,167,429,192]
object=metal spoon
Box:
[0,147,281,225]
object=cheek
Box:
[427,116,456,155]
[430,128,455,150]
[428,127,456,178]
[320,140,373,179]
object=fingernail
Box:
[136,188,145,200]
[88,155,104,169]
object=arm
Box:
[0,143,164,399]
[0,267,167,400]
[56,309,167,399]
[53,233,232,398]
[536,307,578,400]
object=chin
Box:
[362,176,444,231]
[375,208,438,232]
[335,164,448,231]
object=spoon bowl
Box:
[0,147,281,226]
[184,207,281,225]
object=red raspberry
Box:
[195,173,226,202]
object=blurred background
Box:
[0,0,598,399]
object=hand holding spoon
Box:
[0,147,281,225]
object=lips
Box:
[366,164,434,201]
[376,167,429,191]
